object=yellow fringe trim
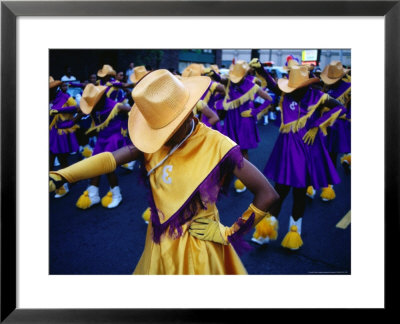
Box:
[202,82,218,104]
[76,191,92,209]
[256,104,272,121]
[101,191,113,207]
[319,109,342,136]
[281,225,303,249]
[279,94,328,134]
[255,71,267,88]
[121,128,128,137]
[223,81,260,111]
[85,104,120,134]
[57,124,79,135]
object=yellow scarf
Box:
[143,121,243,242]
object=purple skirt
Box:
[92,123,129,156]
[264,128,340,189]
[223,106,260,150]
[49,128,79,154]
[324,119,351,154]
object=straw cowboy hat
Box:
[130,65,150,84]
[229,60,250,83]
[283,59,314,71]
[210,64,220,74]
[97,64,116,78]
[128,69,211,153]
[278,65,319,93]
[49,76,62,89]
[320,61,350,85]
[181,63,205,77]
[79,84,108,114]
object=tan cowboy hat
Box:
[320,61,350,85]
[181,63,205,77]
[229,60,250,83]
[97,64,116,78]
[278,65,319,93]
[130,65,150,84]
[49,76,62,89]
[128,69,211,153]
[283,59,314,71]
[79,84,108,114]
[210,64,220,74]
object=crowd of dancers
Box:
[49,54,351,274]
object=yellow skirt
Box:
[133,205,247,275]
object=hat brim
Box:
[278,77,320,93]
[79,86,107,115]
[97,69,116,78]
[320,68,350,85]
[128,76,211,153]
[130,71,150,84]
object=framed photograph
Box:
[1,0,397,322]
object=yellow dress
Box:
[134,204,247,274]
[133,121,247,275]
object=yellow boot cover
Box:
[341,154,351,166]
[252,215,278,240]
[50,152,116,183]
[55,185,66,196]
[320,185,336,201]
[101,191,113,207]
[142,207,151,223]
[234,179,246,191]
[281,225,303,250]
[306,186,315,197]
[76,191,92,209]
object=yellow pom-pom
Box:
[142,207,151,224]
[253,216,278,240]
[306,186,315,199]
[234,179,246,192]
[82,146,92,158]
[76,191,92,209]
[320,185,336,201]
[101,191,113,207]
[340,154,351,166]
[281,225,303,250]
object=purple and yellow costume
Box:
[49,91,79,154]
[323,76,351,154]
[264,86,344,189]
[134,121,247,274]
[197,80,224,131]
[219,75,271,150]
[86,96,130,156]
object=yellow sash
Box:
[144,121,238,225]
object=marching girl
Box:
[306,61,351,202]
[49,69,279,274]
[74,83,132,209]
[49,78,82,198]
[251,65,345,250]
[220,60,273,193]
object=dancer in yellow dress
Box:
[50,69,279,274]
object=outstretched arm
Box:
[49,144,142,191]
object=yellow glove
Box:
[49,173,63,192]
[302,127,319,145]
[189,218,229,245]
[240,109,253,118]
[249,58,261,68]
[50,152,116,183]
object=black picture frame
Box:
[1,0,398,322]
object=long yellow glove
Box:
[49,152,116,188]
[302,127,319,145]
[189,203,268,245]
